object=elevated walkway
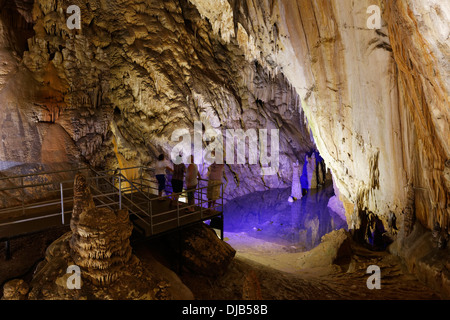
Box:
[0,166,224,245]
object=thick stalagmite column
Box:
[69,174,135,286]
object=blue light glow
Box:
[223,183,347,251]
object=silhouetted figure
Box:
[155,154,173,199]
[171,155,185,207]
[186,155,201,212]
[207,151,225,212]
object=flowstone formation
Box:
[26,174,172,300]
[206,0,448,295]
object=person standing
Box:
[171,155,186,206]
[186,155,202,212]
[207,153,225,212]
[155,154,173,199]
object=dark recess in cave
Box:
[0,0,35,57]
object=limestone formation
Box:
[70,206,134,286]
[174,224,236,277]
[290,160,302,200]
[70,173,95,229]
[0,0,449,299]
[432,223,449,250]
[68,174,134,286]
[0,0,315,203]
[26,174,172,300]
[1,279,29,300]
[296,229,353,271]
[302,151,330,190]
[0,0,447,231]
[403,183,416,237]
[228,0,449,236]
[327,195,346,222]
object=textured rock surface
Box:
[25,174,176,300]
[290,160,302,200]
[173,223,236,277]
[0,0,449,298]
[389,222,450,299]
[1,0,445,233]
[188,0,449,295]
[1,279,29,300]
[224,0,449,234]
[69,173,134,285]
[302,151,330,190]
[296,229,352,271]
[0,0,316,202]
[27,231,174,300]
[70,207,134,286]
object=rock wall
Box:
[0,0,316,202]
[213,0,449,233]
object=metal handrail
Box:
[0,167,89,182]
[89,171,152,220]
[0,165,224,238]
[0,212,63,227]
[0,174,115,227]
[87,170,149,225]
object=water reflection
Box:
[223,183,347,251]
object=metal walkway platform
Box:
[0,166,224,244]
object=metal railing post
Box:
[20,176,25,216]
[60,182,65,225]
[150,200,154,235]
[5,240,11,260]
[200,183,203,219]
[177,195,180,227]
[221,182,224,240]
[119,174,122,210]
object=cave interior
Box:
[0,0,448,301]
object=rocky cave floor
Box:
[1,226,444,300]
[211,232,441,300]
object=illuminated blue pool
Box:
[223,183,347,251]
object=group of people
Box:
[155,153,224,213]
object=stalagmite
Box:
[24,174,175,299]
[289,160,302,201]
